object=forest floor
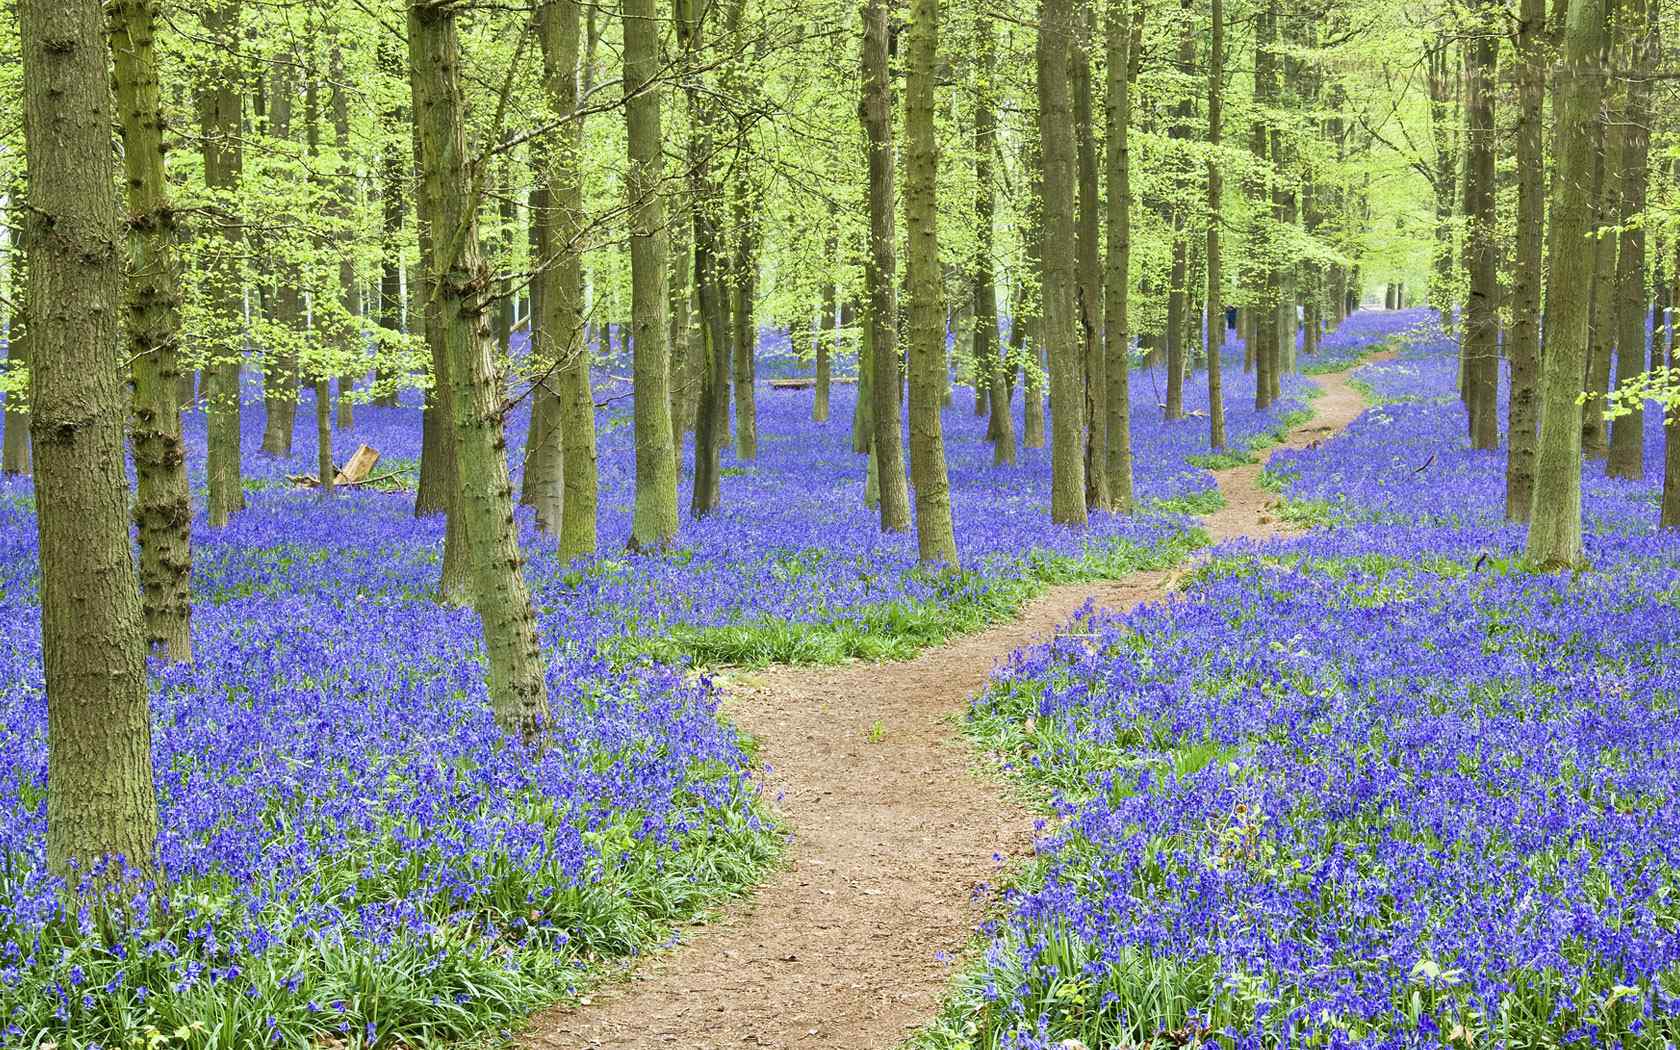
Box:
[517,354,1391,1050]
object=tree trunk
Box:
[1163,0,1196,423]
[1072,1,1106,509]
[973,19,1014,467]
[1102,0,1139,507]
[546,6,598,558]
[860,317,880,507]
[1505,0,1538,517]
[409,0,550,738]
[1250,0,1278,410]
[374,36,406,407]
[623,0,679,549]
[731,235,759,461]
[1040,0,1087,525]
[668,201,695,437]
[2,252,28,477]
[1461,0,1499,451]
[1608,0,1651,479]
[261,68,300,458]
[1528,0,1607,569]
[330,47,359,431]
[112,0,194,662]
[679,0,730,519]
[1664,242,1680,527]
[1205,0,1226,451]
[1427,37,1459,333]
[905,0,957,564]
[520,180,566,539]
[1583,69,1621,460]
[816,270,835,422]
[303,65,335,498]
[22,0,159,877]
[862,0,912,533]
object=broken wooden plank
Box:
[333,444,379,485]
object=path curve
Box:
[518,358,1386,1050]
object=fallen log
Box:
[289,444,388,488]
[768,375,859,390]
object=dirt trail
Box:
[518,360,1383,1050]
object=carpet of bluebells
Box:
[0,317,1372,1046]
[938,312,1680,1049]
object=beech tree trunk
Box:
[1583,63,1621,461]
[1163,0,1196,423]
[816,270,835,423]
[199,5,246,517]
[1506,0,1545,521]
[1607,0,1652,479]
[623,0,679,550]
[1206,0,1226,452]
[669,204,695,437]
[1071,2,1106,510]
[1427,38,1459,333]
[533,44,599,553]
[261,69,300,458]
[862,0,912,533]
[905,0,957,564]
[973,18,1014,467]
[1461,0,1499,451]
[22,0,160,877]
[409,0,550,737]
[1,249,27,477]
[1250,0,1279,411]
[1022,113,1047,453]
[731,233,759,461]
[1040,0,1087,525]
[304,66,335,498]
[679,0,729,519]
[1102,0,1139,508]
[374,36,407,407]
[112,0,194,662]
[1664,246,1680,528]
[520,184,563,532]
[1528,0,1607,569]
[330,48,358,431]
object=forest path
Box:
[517,357,1385,1050]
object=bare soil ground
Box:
[518,360,1382,1050]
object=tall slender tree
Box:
[1506,0,1545,521]
[905,0,958,564]
[1205,0,1226,451]
[1249,0,1279,410]
[623,0,679,549]
[200,0,244,523]
[1163,0,1197,422]
[1071,0,1106,509]
[537,0,599,557]
[20,0,160,876]
[1461,0,1499,451]
[1041,0,1087,525]
[1,235,27,478]
[1608,0,1652,479]
[973,16,1014,466]
[1102,0,1139,508]
[409,0,549,737]
[111,0,193,661]
[1528,0,1608,568]
[862,0,912,533]
[680,0,732,518]
[374,36,408,409]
